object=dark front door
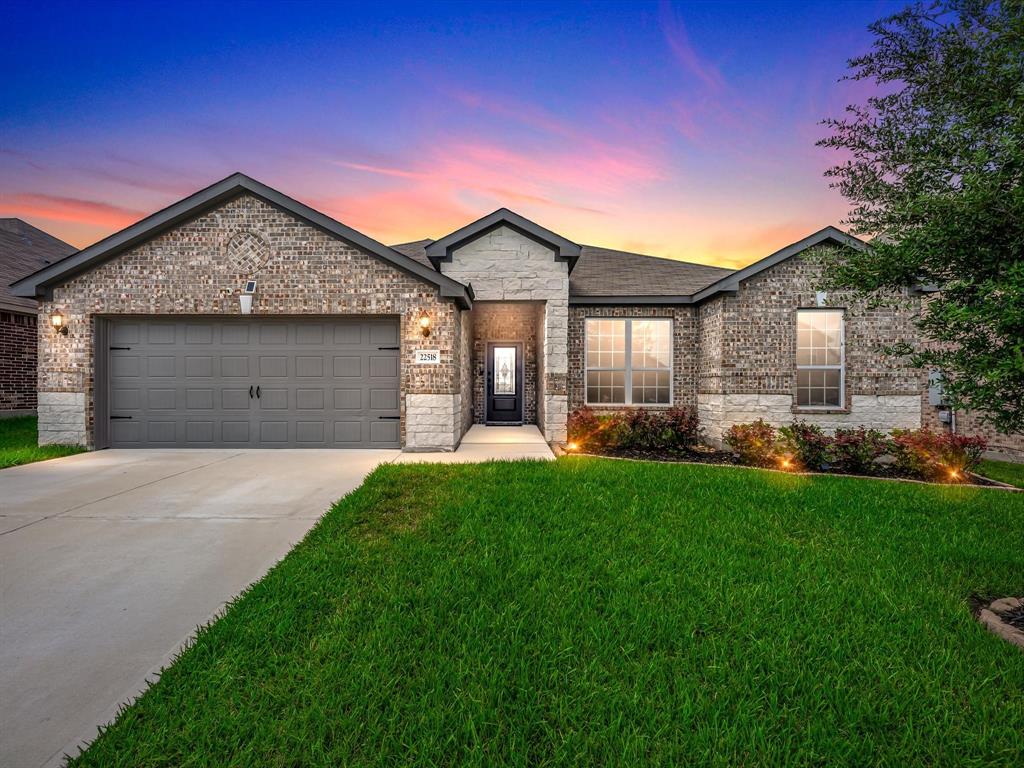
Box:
[486,342,523,423]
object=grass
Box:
[0,415,84,469]
[70,458,1023,767]
[977,458,1024,489]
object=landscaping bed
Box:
[568,407,1003,487]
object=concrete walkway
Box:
[394,425,555,463]
[0,449,398,768]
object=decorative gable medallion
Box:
[224,229,271,274]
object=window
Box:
[796,310,843,407]
[585,318,671,405]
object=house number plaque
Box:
[415,349,440,364]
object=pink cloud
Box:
[0,193,146,229]
[659,1,726,93]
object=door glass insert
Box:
[493,346,516,394]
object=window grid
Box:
[796,310,844,408]
[585,318,672,405]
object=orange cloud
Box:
[0,193,146,229]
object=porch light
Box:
[49,311,68,335]
[418,311,431,338]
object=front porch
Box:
[394,425,554,463]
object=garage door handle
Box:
[249,385,254,399]
[256,386,261,398]
[378,416,400,420]
[110,346,131,351]
[110,415,132,420]
[378,346,399,350]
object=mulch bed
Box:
[573,445,1012,488]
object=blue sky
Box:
[0,0,901,267]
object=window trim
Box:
[795,308,845,410]
[584,317,673,406]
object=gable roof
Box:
[393,228,864,304]
[689,226,867,303]
[10,173,473,309]
[424,208,582,272]
[0,219,75,313]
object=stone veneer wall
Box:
[1,310,38,414]
[459,309,474,437]
[439,225,569,441]
[37,193,461,449]
[568,306,699,412]
[696,245,923,444]
[470,302,538,425]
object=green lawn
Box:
[978,458,1024,489]
[71,458,1024,767]
[0,415,84,469]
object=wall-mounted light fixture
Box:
[417,310,431,338]
[49,311,68,335]
[240,279,257,315]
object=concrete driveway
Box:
[0,448,398,768]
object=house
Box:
[1,219,75,416]
[9,172,947,450]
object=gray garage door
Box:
[106,317,400,448]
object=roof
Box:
[0,219,75,313]
[569,246,733,300]
[392,239,734,301]
[10,173,474,309]
[690,226,867,303]
[424,208,582,272]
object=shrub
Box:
[831,427,891,475]
[664,406,702,448]
[777,421,832,471]
[567,406,600,444]
[566,406,703,453]
[724,420,778,467]
[891,429,987,482]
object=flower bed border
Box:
[557,446,1020,491]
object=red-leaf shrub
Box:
[777,421,831,471]
[831,427,892,475]
[724,420,778,467]
[566,406,702,452]
[567,406,600,444]
[891,428,987,481]
[664,406,702,448]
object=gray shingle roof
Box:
[1,219,75,313]
[390,239,734,300]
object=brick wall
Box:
[568,305,699,412]
[1,310,37,412]
[470,301,539,424]
[38,193,462,448]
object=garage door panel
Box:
[370,420,400,445]
[107,318,400,448]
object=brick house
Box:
[9,173,1013,453]
[1,219,75,416]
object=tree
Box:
[819,0,1024,433]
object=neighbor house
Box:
[1,219,75,416]
[8,173,974,451]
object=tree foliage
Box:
[819,0,1024,432]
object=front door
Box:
[486,342,523,423]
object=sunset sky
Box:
[1,0,900,269]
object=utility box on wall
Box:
[928,370,947,407]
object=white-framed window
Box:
[585,318,672,405]
[796,309,844,408]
